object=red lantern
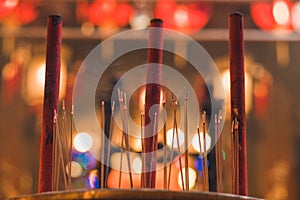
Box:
[10,2,38,25]
[154,0,177,28]
[0,0,38,25]
[0,0,19,21]
[88,0,133,28]
[251,0,293,31]
[154,0,211,34]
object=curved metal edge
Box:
[9,189,264,200]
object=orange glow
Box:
[221,69,252,115]
[2,63,17,80]
[107,169,141,188]
[24,57,67,106]
[107,164,181,190]
[154,0,210,34]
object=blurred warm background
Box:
[1,0,300,199]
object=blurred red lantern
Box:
[0,0,19,21]
[154,0,211,34]
[291,1,300,30]
[10,2,38,25]
[251,0,293,31]
[88,0,133,28]
[0,0,38,25]
[154,0,177,28]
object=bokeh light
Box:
[73,132,93,153]
[166,128,184,148]
[177,167,197,190]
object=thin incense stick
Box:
[215,114,219,192]
[118,89,124,188]
[123,93,133,188]
[117,90,133,188]
[197,125,205,189]
[202,111,209,191]
[149,112,158,188]
[184,91,189,191]
[173,100,184,190]
[229,12,247,195]
[162,91,167,189]
[39,15,62,193]
[100,101,105,189]
[61,101,70,190]
[176,124,185,191]
[67,105,74,190]
[61,101,68,157]
[219,111,223,192]
[167,96,184,190]
[141,111,146,188]
[216,111,223,192]
[105,101,115,188]
[55,115,68,190]
[119,133,124,188]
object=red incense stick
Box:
[38,15,62,193]
[141,18,163,188]
[229,12,248,196]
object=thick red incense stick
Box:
[38,15,62,193]
[229,12,248,196]
[141,18,163,188]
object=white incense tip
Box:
[71,105,74,115]
[62,99,66,110]
[112,101,115,111]
[53,109,57,122]
[184,89,188,100]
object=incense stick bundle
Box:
[229,12,248,196]
[61,101,73,190]
[123,93,133,188]
[38,15,62,193]
[105,101,115,188]
[142,18,163,188]
[168,98,184,190]
[52,110,68,191]
[118,90,133,188]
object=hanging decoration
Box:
[154,0,211,34]
[77,0,133,30]
[0,0,38,25]
[250,0,300,31]
[0,0,19,21]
